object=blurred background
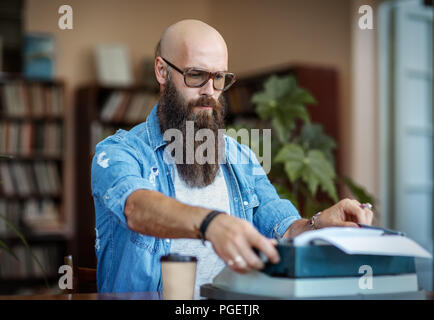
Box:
[0,0,432,295]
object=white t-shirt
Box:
[169,165,231,299]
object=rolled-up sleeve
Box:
[91,137,156,228]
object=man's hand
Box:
[204,214,280,274]
[284,198,374,238]
[315,198,374,229]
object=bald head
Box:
[156,19,228,71]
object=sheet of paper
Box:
[292,227,432,258]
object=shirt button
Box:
[234,197,238,201]
[165,239,170,243]
[243,201,249,206]
[105,195,110,200]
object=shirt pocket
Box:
[130,230,160,254]
[241,188,260,222]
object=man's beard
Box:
[157,79,226,188]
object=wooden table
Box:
[0,291,162,300]
[0,290,432,300]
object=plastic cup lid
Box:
[160,253,198,262]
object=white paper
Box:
[292,227,432,258]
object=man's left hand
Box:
[314,198,374,229]
[284,198,374,238]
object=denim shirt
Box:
[91,104,301,293]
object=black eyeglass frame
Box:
[161,57,236,91]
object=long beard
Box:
[157,80,226,188]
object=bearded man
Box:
[91,19,373,297]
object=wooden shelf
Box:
[0,193,62,200]
[0,115,64,122]
[0,154,63,161]
[0,77,74,293]
[0,233,68,243]
[0,73,64,86]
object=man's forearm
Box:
[283,218,312,239]
[124,189,211,239]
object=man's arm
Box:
[283,218,312,238]
[124,189,280,274]
[124,189,209,239]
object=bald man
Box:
[91,19,373,297]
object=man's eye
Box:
[215,74,224,80]
[189,71,203,78]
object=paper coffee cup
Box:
[161,254,197,300]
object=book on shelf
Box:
[0,162,15,196]
[124,92,148,123]
[11,162,31,196]
[0,197,61,236]
[22,199,61,231]
[1,82,64,118]
[0,243,60,279]
[30,83,45,117]
[0,199,20,235]
[0,122,63,156]
[111,92,132,123]
[100,91,125,121]
[0,161,61,196]
[100,90,158,123]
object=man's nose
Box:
[198,78,215,96]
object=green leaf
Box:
[294,123,337,164]
[293,87,317,105]
[275,143,304,163]
[274,145,337,201]
[275,144,305,182]
[252,75,312,132]
[263,75,295,100]
[250,73,340,207]
[307,150,338,201]
[271,117,291,143]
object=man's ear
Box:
[155,57,168,85]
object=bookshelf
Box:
[75,85,159,268]
[74,64,339,268]
[0,75,73,294]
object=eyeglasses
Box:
[162,57,236,92]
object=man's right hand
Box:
[204,214,280,274]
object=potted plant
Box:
[230,74,375,218]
